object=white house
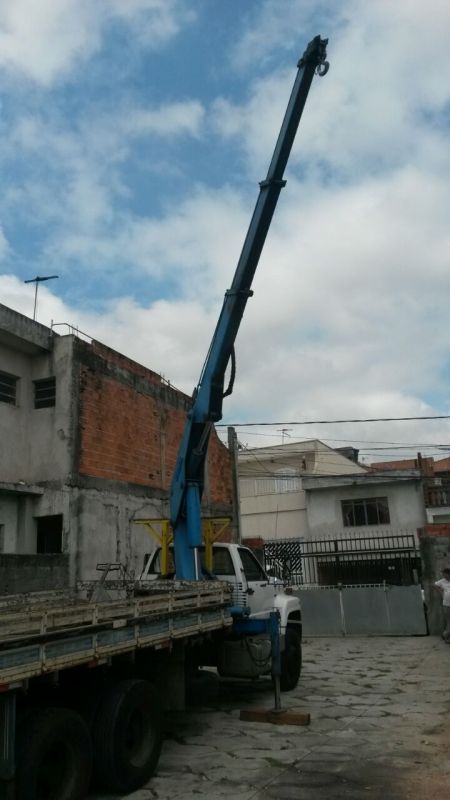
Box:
[238,440,427,542]
[238,439,366,541]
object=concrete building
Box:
[238,440,366,541]
[239,440,427,543]
[303,470,427,538]
[370,454,450,525]
[0,304,233,592]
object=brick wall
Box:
[76,340,233,508]
[418,524,450,634]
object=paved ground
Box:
[94,636,450,799]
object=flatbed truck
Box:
[0,581,232,798]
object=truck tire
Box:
[15,707,92,800]
[280,626,302,691]
[92,678,162,793]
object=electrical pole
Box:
[228,426,242,544]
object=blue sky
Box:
[1,0,450,463]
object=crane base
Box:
[239,707,310,726]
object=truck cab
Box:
[140,542,302,690]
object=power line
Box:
[217,414,450,427]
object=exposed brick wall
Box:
[242,536,265,551]
[419,523,450,537]
[76,341,233,508]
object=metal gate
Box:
[263,533,427,636]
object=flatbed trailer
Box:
[0,582,232,799]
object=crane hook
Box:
[316,60,330,76]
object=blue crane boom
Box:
[170,35,329,580]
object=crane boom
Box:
[170,35,329,579]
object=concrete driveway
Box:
[95,636,450,800]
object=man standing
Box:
[434,567,450,643]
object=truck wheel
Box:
[280,627,302,691]
[15,707,92,800]
[92,678,162,793]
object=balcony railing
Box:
[424,482,450,508]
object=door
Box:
[237,547,274,617]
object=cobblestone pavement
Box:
[93,636,450,800]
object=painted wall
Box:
[306,480,426,538]
[238,440,365,541]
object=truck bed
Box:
[0,581,232,687]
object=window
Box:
[238,547,267,582]
[34,377,56,409]
[0,371,18,405]
[342,497,390,527]
[36,514,63,553]
[275,467,300,493]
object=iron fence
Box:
[263,532,421,588]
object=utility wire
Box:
[218,429,450,448]
[217,414,450,427]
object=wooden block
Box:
[239,707,310,726]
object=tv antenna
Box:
[24,275,59,321]
[277,428,293,444]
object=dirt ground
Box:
[94,636,450,800]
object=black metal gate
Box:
[263,533,426,635]
[263,532,421,587]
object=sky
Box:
[1,0,450,465]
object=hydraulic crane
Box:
[170,35,329,580]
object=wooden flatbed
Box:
[0,581,232,687]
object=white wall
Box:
[306,480,426,538]
[238,440,366,541]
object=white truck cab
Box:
[140,542,302,690]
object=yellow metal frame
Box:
[134,517,231,575]
[134,519,173,575]
[202,518,231,572]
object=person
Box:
[434,567,450,642]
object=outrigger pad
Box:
[239,708,310,726]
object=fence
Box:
[263,532,421,588]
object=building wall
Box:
[240,489,307,540]
[0,336,74,483]
[238,441,366,542]
[0,311,235,590]
[75,339,233,507]
[419,525,450,634]
[306,480,426,538]
[0,554,69,595]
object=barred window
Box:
[342,497,390,527]
[0,371,18,405]
[34,377,56,409]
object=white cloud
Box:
[123,101,205,139]
[0,226,9,261]
[1,0,450,464]
[217,0,450,179]
[0,0,189,86]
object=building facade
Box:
[303,471,427,538]
[238,440,366,541]
[239,440,427,544]
[0,304,234,591]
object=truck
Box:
[0,35,329,800]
